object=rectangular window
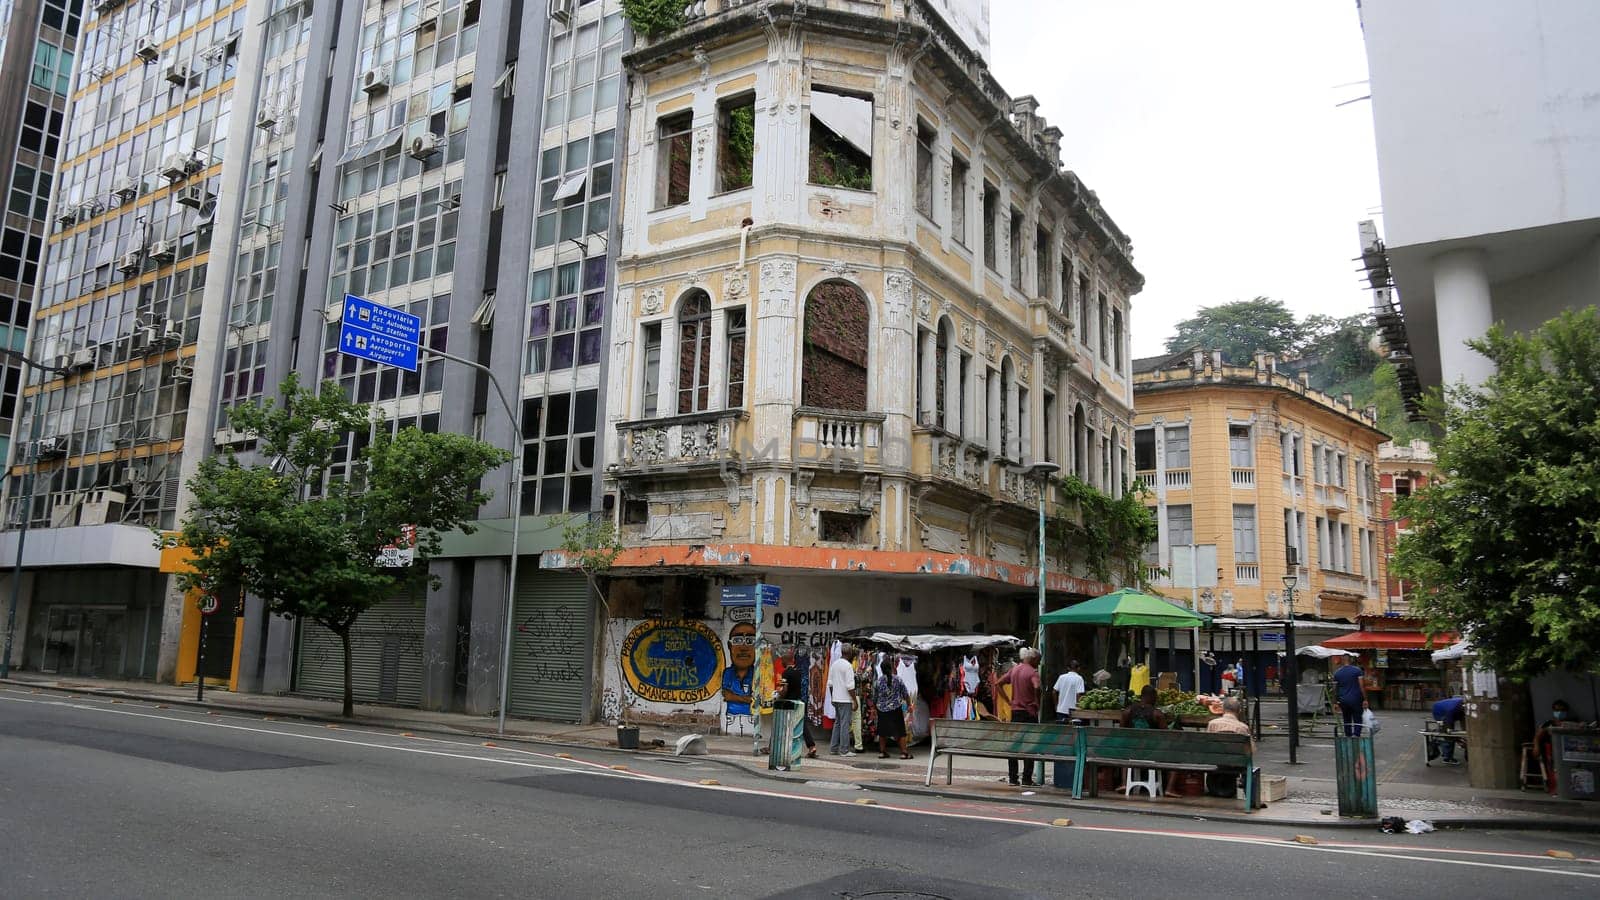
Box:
[808,88,873,190]
[818,511,868,543]
[1167,504,1194,548]
[522,389,599,516]
[914,120,935,219]
[656,110,693,208]
[1394,477,1411,498]
[527,258,605,374]
[1341,523,1353,573]
[1134,427,1156,472]
[725,308,747,408]
[1035,226,1052,299]
[1316,516,1329,568]
[1111,307,1124,370]
[982,182,998,270]
[1098,294,1111,363]
[1363,529,1376,579]
[1060,257,1073,314]
[640,322,662,418]
[1164,425,1190,469]
[1335,451,1347,488]
[1077,274,1091,346]
[717,93,755,193]
[950,154,969,245]
[1228,424,1252,468]
[1042,392,1056,463]
[1233,505,1258,563]
[1008,206,1024,285]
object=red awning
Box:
[1321,630,1458,651]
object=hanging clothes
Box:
[895,656,920,702]
[807,649,826,726]
[754,645,777,716]
[962,655,980,693]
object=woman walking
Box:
[874,657,911,759]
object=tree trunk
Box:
[339,627,354,718]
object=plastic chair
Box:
[1124,768,1161,797]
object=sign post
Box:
[720,584,781,755]
[337,294,421,371]
[197,593,219,701]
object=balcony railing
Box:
[614,410,745,470]
[794,408,886,467]
[1321,569,1369,595]
[1234,562,1260,584]
[1135,470,1156,490]
[1326,489,1348,510]
[1231,468,1255,489]
[1283,473,1306,498]
[931,437,990,492]
[1165,469,1191,490]
[1144,564,1165,585]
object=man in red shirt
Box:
[1002,648,1042,786]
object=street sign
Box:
[199,594,219,616]
[377,524,417,567]
[720,583,780,607]
[1261,632,1286,643]
[338,293,421,371]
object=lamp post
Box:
[1029,461,1060,786]
[1282,572,1300,764]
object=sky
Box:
[988,1,1384,357]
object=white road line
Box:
[5,692,1595,881]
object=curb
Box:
[12,679,1597,833]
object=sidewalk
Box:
[8,673,1597,832]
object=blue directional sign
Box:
[720,583,781,607]
[338,293,421,371]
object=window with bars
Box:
[676,291,712,414]
[527,257,606,374]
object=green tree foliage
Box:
[1393,309,1600,679]
[1164,297,1303,363]
[171,375,510,716]
[1048,476,1160,585]
[559,516,627,722]
[1301,313,1381,387]
[620,0,684,39]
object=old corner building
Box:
[547,1,1143,732]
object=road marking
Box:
[4,691,1596,880]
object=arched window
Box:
[1073,402,1088,481]
[801,280,869,410]
[935,319,950,429]
[676,290,712,414]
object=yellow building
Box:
[1133,350,1388,664]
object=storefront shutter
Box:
[295,596,426,707]
[507,570,591,722]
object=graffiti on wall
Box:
[770,608,843,648]
[722,621,757,714]
[619,619,725,704]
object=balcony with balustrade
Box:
[1164,468,1191,490]
[1230,468,1255,489]
[793,407,887,470]
[613,409,748,471]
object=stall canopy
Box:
[1321,629,1458,651]
[1039,588,1212,629]
[1431,640,1475,663]
[839,627,1023,653]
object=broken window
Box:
[915,119,936,219]
[1134,427,1156,472]
[677,290,712,413]
[640,322,662,417]
[1036,225,1052,299]
[801,280,869,411]
[1009,206,1024,285]
[808,88,872,190]
[656,110,692,208]
[982,181,998,270]
[717,93,755,193]
[725,307,747,408]
[950,154,969,245]
[818,511,869,544]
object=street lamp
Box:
[1028,462,1061,721]
[1282,571,1300,764]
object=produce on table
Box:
[1161,699,1214,718]
[1157,688,1196,706]
[1077,687,1129,710]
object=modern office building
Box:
[558,0,1141,733]
[1357,0,1600,391]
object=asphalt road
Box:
[2,688,1597,899]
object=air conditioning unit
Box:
[149,239,176,263]
[360,65,391,95]
[160,152,201,181]
[169,364,195,385]
[175,184,209,209]
[78,490,128,527]
[407,132,443,160]
[549,0,573,25]
[69,347,98,371]
[164,61,191,85]
[113,176,140,202]
[134,40,161,63]
[95,0,126,15]
[160,320,184,346]
[256,107,278,130]
[117,250,144,275]
[56,206,79,227]
[80,200,105,219]
[35,436,69,460]
[133,325,158,351]
[50,492,81,528]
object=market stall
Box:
[836,627,1023,745]
[1320,617,1457,711]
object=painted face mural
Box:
[619,620,725,704]
[721,621,757,715]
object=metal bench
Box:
[1075,726,1258,811]
[923,719,1078,786]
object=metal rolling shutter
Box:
[507,571,592,721]
[295,597,426,707]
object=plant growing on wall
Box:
[621,0,684,39]
[1047,475,1159,585]
[560,515,632,725]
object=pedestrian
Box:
[827,645,859,756]
[1430,696,1465,766]
[779,656,818,759]
[1001,648,1041,786]
[1120,684,1169,730]
[1332,653,1368,737]
[1051,658,1086,723]
[874,657,911,760]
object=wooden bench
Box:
[1074,726,1258,811]
[924,719,1078,786]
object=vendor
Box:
[1120,685,1169,730]
[1430,696,1466,766]
[1534,699,1571,795]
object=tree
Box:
[171,375,510,716]
[1164,297,1303,364]
[1393,308,1600,680]
[559,516,627,724]
[1301,313,1381,388]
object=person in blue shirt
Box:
[1431,696,1466,765]
[1332,655,1368,736]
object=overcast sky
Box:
[989,1,1383,357]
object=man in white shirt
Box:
[827,646,860,756]
[1051,659,1086,723]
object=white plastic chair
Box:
[1124,768,1161,797]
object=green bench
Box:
[924,719,1078,785]
[1074,726,1258,811]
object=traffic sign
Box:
[338,293,421,371]
[199,595,220,616]
[720,583,780,607]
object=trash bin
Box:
[768,700,807,770]
[1335,733,1377,817]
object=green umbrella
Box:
[1039,588,1211,629]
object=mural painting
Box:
[619,619,725,704]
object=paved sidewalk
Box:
[8,673,1596,832]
